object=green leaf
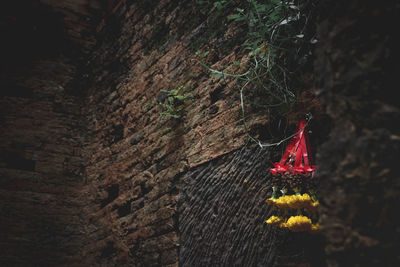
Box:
[214,1,224,10]
[256,4,267,13]
[211,73,222,78]
[228,14,244,21]
[175,95,186,100]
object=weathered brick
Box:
[161,248,179,265]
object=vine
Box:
[195,0,317,147]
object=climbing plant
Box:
[195,0,317,147]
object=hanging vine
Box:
[195,0,317,147]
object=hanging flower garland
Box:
[265,120,320,233]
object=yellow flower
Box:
[284,215,312,232]
[274,196,290,209]
[265,215,284,226]
[278,222,288,229]
[265,198,275,205]
[308,223,320,233]
[266,214,320,233]
[266,194,319,211]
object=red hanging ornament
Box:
[270,120,315,176]
[265,120,320,233]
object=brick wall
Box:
[0,1,98,266]
[79,1,258,265]
[0,57,87,265]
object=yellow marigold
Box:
[287,194,305,209]
[310,223,320,233]
[300,193,312,201]
[274,196,290,209]
[279,222,287,229]
[285,215,312,232]
[265,198,275,205]
[265,215,284,226]
[266,194,319,212]
[266,215,320,233]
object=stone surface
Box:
[314,0,399,266]
[0,1,96,265]
[0,57,87,266]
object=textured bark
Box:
[180,145,325,267]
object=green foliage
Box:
[195,0,316,147]
[159,85,191,119]
[214,0,227,10]
[199,0,314,106]
[195,50,210,58]
[195,0,227,8]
